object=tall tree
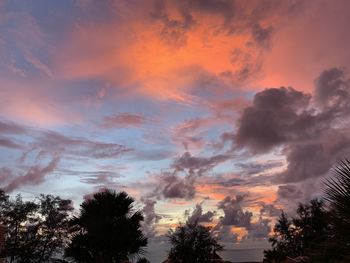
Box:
[167,221,223,263]
[65,190,147,263]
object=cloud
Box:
[37,130,132,159]
[260,203,281,217]
[171,118,214,150]
[80,172,120,189]
[217,195,252,228]
[156,173,196,199]
[172,151,231,177]
[55,0,303,103]
[3,154,60,192]
[146,150,235,200]
[101,113,147,129]
[277,184,303,200]
[214,225,239,243]
[251,23,274,50]
[0,120,133,192]
[141,197,162,238]
[0,136,25,150]
[235,87,311,153]
[0,120,29,134]
[186,203,215,224]
[245,217,271,239]
[278,134,350,183]
[236,160,284,176]
[314,67,350,108]
[231,68,350,183]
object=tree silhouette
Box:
[264,211,297,262]
[65,190,147,263]
[323,159,350,260]
[0,191,72,263]
[264,200,332,262]
[167,221,223,263]
[136,258,150,263]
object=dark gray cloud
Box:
[260,203,281,217]
[277,184,303,200]
[155,173,196,199]
[235,86,311,153]
[236,160,284,176]
[279,134,350,183]
[186,203,215,224]
[245,217,271,239]
[172,151,231,177]
[232,68,350,183]
[147,151,234,200]
[213,194,273,242]
[217,195,252,228]
[314,67,350,108]
[214,225,239,243]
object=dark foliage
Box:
[323,159,350,261]
[167,221,223,263]
[136,257,150,263]
[264,199,332,262]
[65,189,147,263]
[0,191,73,263]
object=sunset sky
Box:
[1,0,350,262]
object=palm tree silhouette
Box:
[65,190,147,263]
[323,159,350,259]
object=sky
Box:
[1,0,350,262]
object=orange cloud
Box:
[56,6,263,103]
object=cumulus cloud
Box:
[213,194,273,242]
[217,195,252,228]
[141,197,162,238]
[157,173,196,199]
[245,217,271,239]
[232,68,350,183]
[214,225,239,243]
[186,203,215,224]
[260,203,281,217]
[235,87,311,152]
